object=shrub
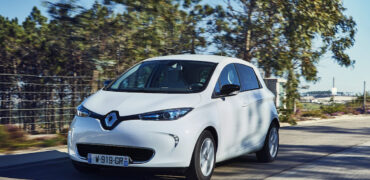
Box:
[0,125,10,148]
[301,110,323,117]
[5,125,26,140]
[301,109,328,119]
[40,134,67,147]
[0,125,67,152]
[320,104,346,114]
[278,109,297,125]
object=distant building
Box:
[264,78,286,108]
[301,91,356,98]
[300,91,356,104]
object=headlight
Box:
[139,108,193,120]
[76,105,90,117]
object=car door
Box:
[212,64,245,157]
[234,63,264,149]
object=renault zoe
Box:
[68,55,280,180]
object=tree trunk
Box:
[243,0,256,62]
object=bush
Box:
[0,125,67,152]
[0,125,10,149]
[40,135,66,147]
[5,125,26,140]
[278,109,297,125]
[301,110,326,118]
[320,104,347,114]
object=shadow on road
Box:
[1,144,369,180]
[0,151,187,180]
[283,125,370,135]
[1,118,370,180]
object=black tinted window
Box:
[213,64,240,96]
[213,81,221,95]
[108,60,217,93]
[219,64,240,87]
[235,64,260,91]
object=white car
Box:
[68,55,279,180]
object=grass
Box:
[300,103,321,111]
[0,125,67,153]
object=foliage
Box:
[321,104,345,114]
[278,109,297,125]
[300,103,321,111]
[0,0,357,127]
[0,0,209,79]
[301,110,327,118]
[0,1,209,133]
[206,0,356,122]
[320,104,347,114]
[0,125,10,148]
[0,125,66,153]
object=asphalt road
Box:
[1,116,370,180]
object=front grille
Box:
[77,144,154,162]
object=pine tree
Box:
[207,0,356,122]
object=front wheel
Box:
[186,130,216,180]
[256,122,279,162]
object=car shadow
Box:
[282,125,370,136]
[1,119,370,180]
[0,150,187,180]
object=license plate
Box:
[88,153,130,167]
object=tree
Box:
[280,0,356,121]
[0,16,24,125]
[105,0,207,57]
[20,7,49,132]
[0,0,357,130]
[207,0,356,122]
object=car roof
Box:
[144,54,255,67]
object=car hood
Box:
[83,90,201,116]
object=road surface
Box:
[0,116,369,180]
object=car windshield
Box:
[106,60,217,93]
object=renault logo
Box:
[105,112,118,127]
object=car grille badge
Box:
[105,112,118,127]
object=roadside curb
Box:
[0,145,67,156]
[280,115,369,127]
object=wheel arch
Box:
[272,118,280,128]
[203,126,219,152]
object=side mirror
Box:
[103,80,113,87]
[220,84,240,96]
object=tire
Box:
[186,130,216,180]
[72,160,100,173]
[256,122,279,162]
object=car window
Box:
[214,64,240,96]
[112,62,156,89]
[235,63,260,91]
[219,64,240,87]
[107,60,217,93]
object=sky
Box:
[0,0,369,94]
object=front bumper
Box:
[68,116,199,168]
